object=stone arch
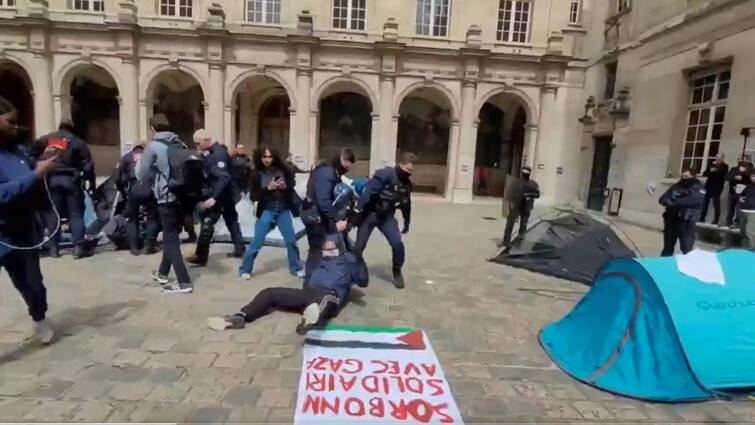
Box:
[0,57,35,137]
[312,75,378,112]
[140,63,209,103]
[227,69,297,113]
[55,58,122,97]
[474,86,537,124]
[393,81,459,121]
[144,68,206,148]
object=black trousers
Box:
[726,193,740,225]
[0,249,47,321]
[47,179,86,248]
[355,213,405,271]
[240,286,339,323]
[699,192,722,224]
[125,192,160,250]
[503,208,531,247]
[194,197,244,262]
[661,217,695,257]
[157,203,191,284]
[304,222,327,284]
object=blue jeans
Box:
[239,208,301,275]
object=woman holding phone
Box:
[239,146,304,279]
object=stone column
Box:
[378,75,396,168]
[119,57,140,153]
[294,68,312,168]
[308,111,318,166]
[535,85,559,204]
[445,119,461,200]
[32,53,54,136]
[238,92,255,146]
[523,123,539,167]
[139,99,149,143]
[208,64,225,141]
[369,113,380,174]
[451,81,477,204]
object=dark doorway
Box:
[319,92,372,176]
[258,95,290,155]
[473,102,526,197]
[0,63,34,141]
[587,136,613,212]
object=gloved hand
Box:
[402,222,410,234]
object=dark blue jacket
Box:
[357,166,412,224]
[204,143,233,201]
[307,163,342,225]
[659,178,705,221]
[32,129,95,189]
[307,250,368,301]
[0,145,43,259]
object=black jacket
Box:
[203,143,233,201]
[511,177,540,213]
[32,129,95,189]
[249,166,298,218]
[659,178,705,221]
[305,162,343,227]
[116,150,152,200]
[727,166,751,195]
[702,161,729,195]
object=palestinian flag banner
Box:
[294,325,464,424]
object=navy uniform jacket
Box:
[659,178,706,221]
[0,145,42,259]
[356,166,412,225]
[307,248,369,301]
[204,143,233,201]
[33,130,95,189]
[307,163,342,225]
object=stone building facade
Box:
[0,0,588,204]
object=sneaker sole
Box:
[302,303,321,326]
[207,317,229,331]
[162,288,193,294]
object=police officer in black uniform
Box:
[659,167,705,256]
[116,145,160,256]
[501,165,540,248]
[354,152,414,289]
[186,129,245,266]
[33,119,96,259]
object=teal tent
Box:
[540,249,755,402]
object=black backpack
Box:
[157,139,205,201]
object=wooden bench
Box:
[695,222,742,247]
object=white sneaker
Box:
[151,271,170,285]
[294,269,305,278]
[240,273,252,281]
[34,320,54,344]
[302,303,321,326]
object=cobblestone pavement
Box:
[0,201,751,423]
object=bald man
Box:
[185,130,245,266]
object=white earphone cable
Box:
[0,177,61,251]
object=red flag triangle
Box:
[397,330,425,350]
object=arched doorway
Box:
[0,62,34,141]
[62,65,120,176]
[232,75,292,156]
[396,87,453,195]
[147,70,205,148]
[318,81,373,178]
[474,93,529,197]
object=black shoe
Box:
[296,303,322,335]
[129,247,141,256]
[226,248,245,258]
[208,314,246,331]
[185,255,207,267]
[182,235,197,244]
[142,245,158,255]
[392,269,405,289]
[48,246,60,258]
[161,282,193,294]
[73,246,94,260]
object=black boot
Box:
[48,245,60,259]
[392,268,405,289]
[227,245,245,258]
[73,245,94,260]
[129,245,141,256]
[142,243,158,255]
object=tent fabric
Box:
[491,212,636,284]
[540,249,755,402]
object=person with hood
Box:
[353,152,415,289]
[33,119,96,259]
[185,129,246,266]
[301,148,355,283]
[0,95,58,343]
[137,113,193,294]
[230,144,252,199]
[208,236,368,335]
[700,153,728,224]
[659,167,705,256]
[725,160,753,227]
[501,166,540,248]
[117,144,160,256]
[238,146,304,280]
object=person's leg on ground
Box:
[297,287,341,335]
[502,210,520,247]
[221,198,245,257]
[45,189,66,257]
[183,211,197,243]
[679,220,696,254]
[660,217,679,257]
[2,250,52,343]
[190,205,221,266]
[276,209,303,276]
[518,209,531,236]
[208,287,311,331]
[712,194,721,225]
[304,223,325,284]
[378,216,406,289]
[143,198,161,254]
[699,192,711,222]
[238,209,275,277]
[124,195,141,255]
[67,185,88,259]
[726,194,738,226]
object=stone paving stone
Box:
[145,366,186,384]
[538,400,583,420]
[144,383,191,403]
[573,401,614,420]
[188,406,231,423]
[0,399,39,420]
[71,401,115,422]
[64,380,115,400]
[142,402,196,423]
[77,364,150,383]
[545,383,588,401]
[25,379,75,399]
[140,335,179,352]
[513,381,549,398]
[266,407,295,423]
[112,349,151,367]
[146,352,217,368]
[108,381,154,401]
[212,353,248,368]
[22,400,78,421]
[503,398,542,417]
[227,406,269,423]
[222,385,263,406]
[183,385,225,403]
[602,401,650,421]
[0,378,38,396]
[257,388,295,408]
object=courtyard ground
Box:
[0,201,751,423]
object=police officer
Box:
[301,148,356,283]
[0,96,57,343]
[659,167,705,256]
[354,152,415,289]
[501,165,540,249]
[186,129,245,266]
[116,145,160,256]
[33,119,96,259]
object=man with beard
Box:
[353,153,415,289]
[659,168,705,256]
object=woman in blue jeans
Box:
[239,146,303,279]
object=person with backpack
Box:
[137,113,195,294]
[353,152,414,289]
[185,129,245,266]
[32,119,96,259]
[116,144,160,256]
[238,146,304,280]
[301,148,356,283]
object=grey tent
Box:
[491,211,637,284]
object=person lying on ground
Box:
[207,236,368,335]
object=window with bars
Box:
[160,0,193,17]
[497,0,532,43]
[333,0,366,31]
[247,0,281,24]
[569,0,581,24]
[74,0,104,11]
[0,0,16,7]
[416,0,450,37]
[681,70,731,173]
[617,0,630,13]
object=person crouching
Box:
[208,235,368,335]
